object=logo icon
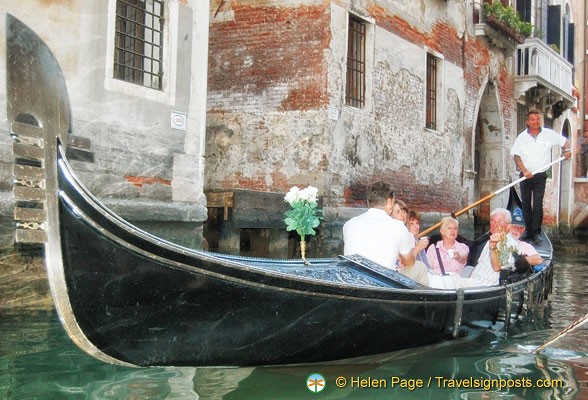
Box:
[307,373,325,393]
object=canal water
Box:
[1,253,587,399]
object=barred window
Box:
[346,16,366,108]
[114,0,164,90]
[425,53,438,130]
[517,103,529,133]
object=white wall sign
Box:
[328,106,339,121]
[171,110,187,130]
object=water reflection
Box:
[1,253,586,399]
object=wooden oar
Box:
[417,157,566,238]
[532,311,588,353]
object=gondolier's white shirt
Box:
[510,127,567,173]
[343,208,413,269]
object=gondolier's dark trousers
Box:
[519,171,547,239]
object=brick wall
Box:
[208,3,330,113]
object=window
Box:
[546,5,561,51]
[516,0,531,23]
[114,0,164,90]
[426,53,438,130]
[346,16,366,108]
[517,103,529,133]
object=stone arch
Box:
[471,81,508,235]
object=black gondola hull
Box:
[6,13,554,368]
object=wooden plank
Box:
[205,192,234,208]
[14,207,46,222]
[13,164,45,181]
[11,121,43,138]
[205,191,234,220]
[12,143,44,161]
[234,190,289,211]
[13,186,45,202]
[15,229,47,244]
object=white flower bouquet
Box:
[496,230,519,270]
[284,186,322,264]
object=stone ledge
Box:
[98,198,208,223]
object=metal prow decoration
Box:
[6,14,133,367]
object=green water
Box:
[1,253,587,399]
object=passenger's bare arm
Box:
[489,233,502,272]
[525,254,543,265]
[398,251,415,267]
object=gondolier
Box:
[510,111,571,245]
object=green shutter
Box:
[547,5,561,49]
[567,23,574,65]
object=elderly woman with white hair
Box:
[426,216,469,276]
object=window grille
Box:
[346,16,366,108]
[517,103,529,133]
[114,0,164,90]
[426,54,437,130]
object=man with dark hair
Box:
[343,182,429,285]
[366,181,394,206]
[510,111,571,245]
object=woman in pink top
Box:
[426,217,469,275]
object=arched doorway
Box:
[558,119,572,232]
[472,83,508,237]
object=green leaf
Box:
[283,198,323,238]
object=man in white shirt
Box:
[343,182,429,285]
[510,111,571,245]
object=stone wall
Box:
[0,0,210,249]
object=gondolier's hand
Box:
[522,170,533,179]
[563,148,572,160]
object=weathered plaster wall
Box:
[206,1,476,207]
[205,0,522,255]
[206,1,331,195]
[0,0,209,248]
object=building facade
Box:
[570,0,588,234]
[0,0,210,249]
[0,0,582,254]
[204,0,583,257]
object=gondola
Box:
[6,15,553,368]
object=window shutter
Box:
[547,5,561,49]
[516,0,531,23]
[540,0,549,43]
[567,23,575,65]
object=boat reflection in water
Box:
[2,306,587,399]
